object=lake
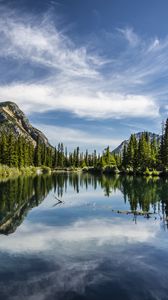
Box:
[0,173,168,300]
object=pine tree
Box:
[18,136,24,168]
[0,133,8,165]
[122,144,127,168]
[162,119,168,167]
[160,121,165,166]
[93,150,97,167]
[75,146,80,167]
[23,139,29,167]
[53,147,57,168]
[34,137,41,166]
[46,147,52,167]
[41,144,47,166]
[103,146,111,165]
[126,134,138,169]
[8,133,18,167]
[60,143,64,167]
[132,136,138,171]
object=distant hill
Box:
[0,101,51,147]
[112,132,161,154]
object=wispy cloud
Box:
[0,7,162,121]
[147,38,160,52]
[0,8,105,78]
[117,27,140,47]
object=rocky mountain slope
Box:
[112,132,161,154]
[0,101,51,147]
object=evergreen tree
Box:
[162,119,168,166]
[0,133,8,165]
[8,133,18,167]
[53,147,58,168]
[122,144,127,168]
[18,136,24,168]
[34,137,41,166]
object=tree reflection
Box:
[1,173,168,234]
[0,175,53,234]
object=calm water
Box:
[0,173,168,300]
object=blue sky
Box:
[0,0,168,152]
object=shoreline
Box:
[54,166,168,178]
[53,166,166,178]
[0,165,52,179]
[0,165,167,179]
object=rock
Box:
[0,101,52,147]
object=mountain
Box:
[112,132,161,154]
[0,101,51,147]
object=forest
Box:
[0,119,168,175]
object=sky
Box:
[0,0,168,152]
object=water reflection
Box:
[0,175,53,234]
[0,174,168,299]
[0,174,168,234]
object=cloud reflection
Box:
[0,218,159,254]
[0,218,166,300]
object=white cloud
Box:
[0,217,165,300]
[0,218,158,254]
[0,83,159,119]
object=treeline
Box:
[120,119,168,173]
[1,119,168,174]
[35,142,104,168]
[121,132,159,172]
[0,133,103,168]
[0,134,34,167]
[0,133,54,168]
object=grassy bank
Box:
[1,164,166,179]
[0,165,51,179]
[82,165,166,177]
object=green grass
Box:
[0,165,52,179]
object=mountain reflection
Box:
[0,175,53,234]
[1,173,168,234]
